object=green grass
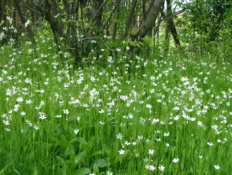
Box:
[0,37,232,175]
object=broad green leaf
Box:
[115,150,130,163]
[56,156,67,167]
[65,145,75,156]
[94,158,108,168]
[73,151,86,165]
[68,138,78,145]
[89,150,102,158]
[102,144,111,156]
[75,168,91,175]
[0,164,10,175]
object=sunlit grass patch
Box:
[0,38,232,175]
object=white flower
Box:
[54,13,60,18]
[74,129,79,135]
[3,120,10,126]
[106,171,113,175]
[16,97,23,102]
[116,133,123,140]
[90,40,96,43]
[34,125,39,130]
[146,104,152,109]
[172,158,179,163]
[214,165,220,169]
[6,16,13,24]
[99,121,105,125]
[21,111,26,116]
[207,142,214,146]
[118,149,125,155]
[0,32,5,41]
[181,77,189,82]
[39,114,46,120]
[149,149,154,155]
[152,118,159,124]
[158,165,165,171]
[63,109,70,115]
[25,20,31,28]
[128,114,133,119]
[55,115,62,118]
[148,165,156,171]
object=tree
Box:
[176,0,232,51]
[130,0,164,41]
[0,0,193,61]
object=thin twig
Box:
[84,0,109,36]
[23,2,43,16]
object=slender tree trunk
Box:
[164,23,170,53]
[131,0,164,41]
[0,0,3,24]
[13,0,35,44]
[166,0,180,46]
[157,17,160,45]
[112,0,120,40]
[142,0,146,21]
[122,0,137,40]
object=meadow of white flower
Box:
[0,35,232,174]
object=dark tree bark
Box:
[122,0,137,40]
[112,0,120,40]
[131,0,164,41]
[33,0,64,45]
[142,0,146,21]
[166,0,180,46]
[62,0,80,63]
[145,0,155,18]
[92,0,104,29]
[13,0,35,44]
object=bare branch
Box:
[23,2,43,16]
[84,0,109,35]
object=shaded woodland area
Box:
[0,0,232,63]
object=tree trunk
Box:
[13,0,35,44]
[122,0,137,40]
[142,0,146,21]
[131,0,164,41]
[112,0,120,40]
[166,0,180,46]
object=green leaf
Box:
[102,144,111,156]
[115,150,130,163]
[77,138,88,145]
[56,156,67,167]
[65,145,75,156]
[93,163,99,174]
[0,164,10,175]
[75,168,91,175]
[72,151,86,165]
[0,168,5,175]
[67,115,78,122]
[94,158,108,168]
[68,138,78,145]
[32,165,38,175]
[90,150,102,158]
[60,134,68,149]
